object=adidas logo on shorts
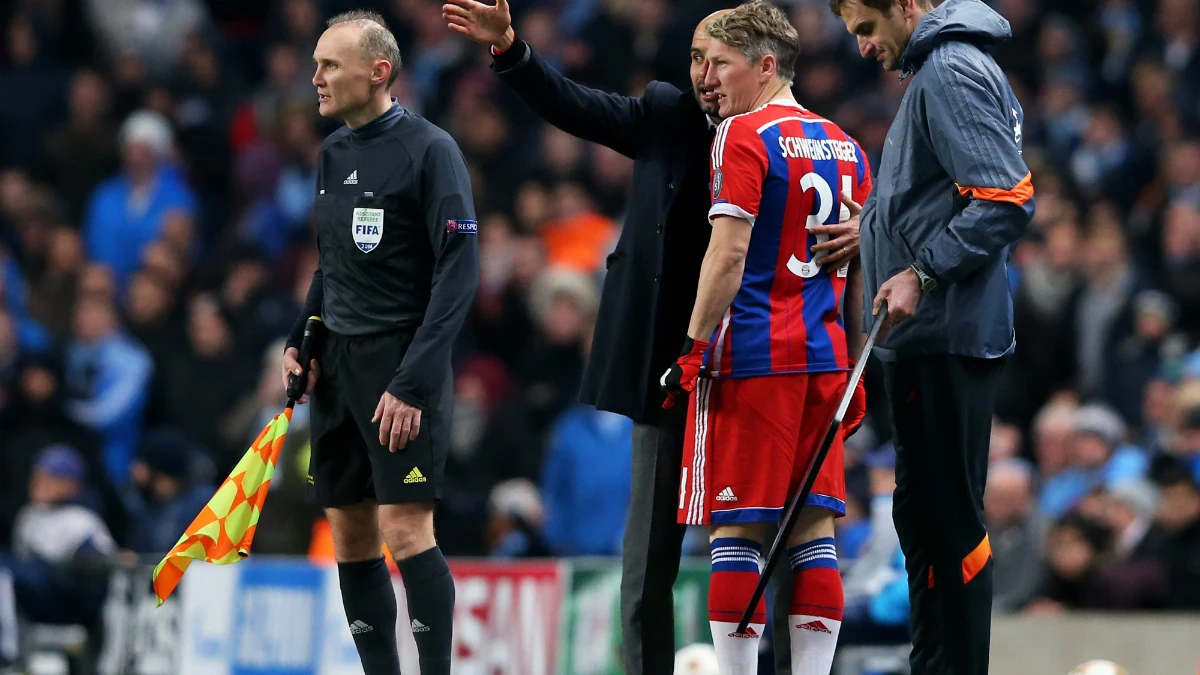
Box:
[715,487,738,502]
[404,467,427,484]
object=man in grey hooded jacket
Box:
[829,0,1035,673]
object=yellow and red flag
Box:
[151,407,293,606]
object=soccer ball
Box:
[1068,660,1129,675]
[674,643,719,675]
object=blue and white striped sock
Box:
[786,537,842,675]
[708,537,764,675]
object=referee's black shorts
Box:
[306,328,452,507]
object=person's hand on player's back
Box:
[443,0,515,51]
[809,192,862,269]
[374,392,423,452]
[282,347,320,404]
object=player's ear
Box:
[760,54,777,83]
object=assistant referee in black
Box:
[281,10,478,675]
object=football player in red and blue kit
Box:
[659,3,871,673]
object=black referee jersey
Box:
[286,100,480,410]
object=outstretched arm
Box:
[444,0,649,157]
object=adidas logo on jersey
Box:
[797,620,832,634]
[344,170,358,185]
[349,620,373,634]
[715,487,737,502]
[411,619,430,633]
[404,467,427,484]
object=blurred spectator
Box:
[0,567,14,668]
[1110,290,1190,427]
[539,403,633,557]
[1030,511,1165,612]
[27,227,86,340]
[1040,403,1149,517]
[1074,211,1146,406]
[216,245,297,363]
[1033,400,1082,514]
[157,293,254,470]
[1149,454,1200,608]
[82,110,198,289]
[0,14,68,172]
[438,354,514,556]
[1161,197,1200,336]
[40,69,120,222]
[1069,105,1151,210]
[842,445,901,600]
[84,0,210,79]
[1007,221,1081,424]
[514,267,598,438]
[1169,406,1200,482]
[118,427,216,556]
[63,295,153,484]
[839,444,909,646]
[485,478,549,558]
[0,444,115,637]
[0,352,105,549]
[986,458,1045,612]
[1102,479,1168,560]
[537,182,618,275]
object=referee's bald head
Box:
[324,9,402,88]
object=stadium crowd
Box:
[1,0,1199,661]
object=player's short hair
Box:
[707,0,800,84]
[326,9,402,87]
[828,0,934,18]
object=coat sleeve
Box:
[386,135,480,409]
[914,48,1035,286]
[491,40,653,159]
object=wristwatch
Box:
[910,263,937,296]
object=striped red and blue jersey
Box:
[705,101,873,379]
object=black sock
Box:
[338,557,401,675]
[398,546,455,675]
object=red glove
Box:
[844,359,867,438]
[660,337,710,409]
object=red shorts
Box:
[678,372,848,526]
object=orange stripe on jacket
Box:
[956,171,1034,206]
[926,534,993,588]
[961,534,992,584]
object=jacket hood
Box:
[899,0,1012,74]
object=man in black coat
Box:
[444,1,860,672]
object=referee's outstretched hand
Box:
[373,392,422,452]
[282,347,320,404]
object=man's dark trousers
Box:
[620,406,795,675]
[883,354,1006,675]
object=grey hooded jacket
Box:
[860,0,1035,361]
